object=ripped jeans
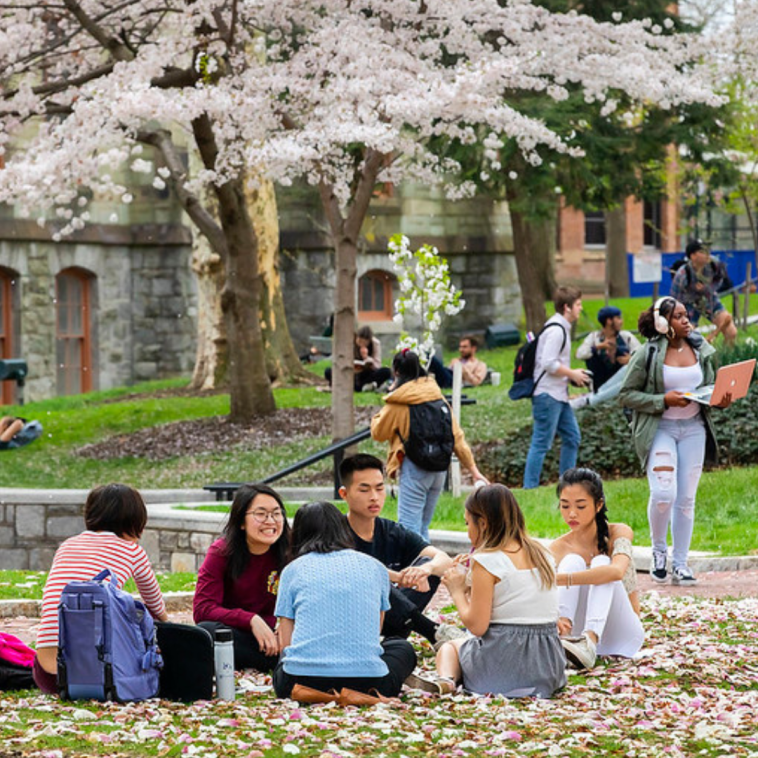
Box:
[646,417,706,569]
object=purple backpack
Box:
[57,569,163,701]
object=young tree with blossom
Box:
[0,0,719,433]
[388,234,464,364]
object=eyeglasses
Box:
[247,510,284,524]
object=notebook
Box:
[683,358,756,406]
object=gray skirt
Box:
[458,622,566,698]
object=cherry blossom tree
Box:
[0,0,719,432]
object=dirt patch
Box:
[76,406,379,461]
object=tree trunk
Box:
[606,205,629,298]
[245,177,312,384]
[508,204,551,333]
[189,234,227,390]
[217,176,276,420]
[319,150,387,441]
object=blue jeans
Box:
[523,393,580,489]
[398,457,447,540]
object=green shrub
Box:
[479,381,758,488]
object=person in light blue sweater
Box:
[273,501,416,699]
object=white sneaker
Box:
[569,395,589,410]
[671,566,698,586]
[561,633,597,670]
[404,671,456,695]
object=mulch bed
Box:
[76,407,379,462]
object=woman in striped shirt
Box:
[33,484,168,694]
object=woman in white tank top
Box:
[619,298,731,587]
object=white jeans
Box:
[558,554,644,658]
[646,417,706,569]
[587,365,628,407]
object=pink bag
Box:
[0,632,35,668]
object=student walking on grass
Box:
[371,349,488,540]
[33,484,168,694]
[550,468,644,670]
[619,297,731,587]
[417,484,565,698]
[193,484,290,672]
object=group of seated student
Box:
[34,462,644,700]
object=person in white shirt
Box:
[523,286,590,489]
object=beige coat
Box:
[370,376,476,478]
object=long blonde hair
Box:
[465,484,555,589]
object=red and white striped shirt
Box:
[37,531,166,649]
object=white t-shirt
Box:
[533,314,572,402]
[662,363,703,420]
[469,550,558,625]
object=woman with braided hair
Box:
[549,468,644,670]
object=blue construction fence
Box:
[628,249,757,298]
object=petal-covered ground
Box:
[1,594,756,758]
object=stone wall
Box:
[0,222,197,401]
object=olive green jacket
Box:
[618,333,718,469]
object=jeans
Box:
[383,556,441,638]
[523,393,580,489]
[557,555,644,658]
[398,457,447,540]
[272,638,417,699]
[646,417,706,569]
[587,365,628,407]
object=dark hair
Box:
[339,453,385,488]
[222,484,290,580]
[354,326,376,359]
[553,285,582,315]
[84,484,148,539]
[638,297,677,339]
[461,335,479,349]
[290,501,355,559]
[556,468,610,556]
[392,349,427,387]
[464,484,555,589]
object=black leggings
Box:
[272,637,416,699]
[197,621,279,672]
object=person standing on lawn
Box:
[339,454,464,648]
[523,286,591,489]
[371,349,488,540]
[193,483,290,672]
[619,297,731,586]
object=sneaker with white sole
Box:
[404,671,456,695]
[671,565,697,586]
[650,550,668,583]
[561,633,597,670]
[569,395,590,410]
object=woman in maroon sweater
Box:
[194,484,290,671]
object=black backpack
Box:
[508,322,567,401]
[399,399,454,472]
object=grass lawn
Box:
[0,594,756,757]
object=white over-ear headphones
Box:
[653,297,673,334]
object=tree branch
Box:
[61,0,134,61]
[344,148,387,240]
[136,128,227,257]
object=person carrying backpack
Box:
[523,286,591,489]
[371,349,488,539]
[33,484,168,695]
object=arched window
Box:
[358,270,394,321]
[56,268,94,395]
[0,267,18,405]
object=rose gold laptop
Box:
[684,358,757,406]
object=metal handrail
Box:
[262,426,372,498]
